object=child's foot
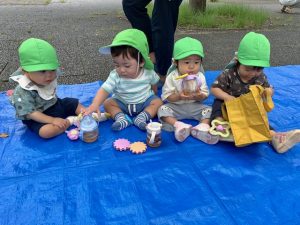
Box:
[191,123,219,144]
[174,121,192,142]
[112,113,132,131]
[133,111,151,131]
[66,116,80,126]
[92,112,110,122]
[272,130,300,153]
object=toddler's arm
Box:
[27,111,69,129]
[85,87,109,114]
[211,87,235,101]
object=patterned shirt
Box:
[102,68,159,104]
[211,67,270,97]
[9,69,57,120]
[10,86,57,120]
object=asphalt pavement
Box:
[0,0,299,91]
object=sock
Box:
[112,112,131,131]
[133,111,151,130]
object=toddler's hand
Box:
[191,89,205,101]
[264,87,274,97]
[52,117,69,130]
[84,104,99,115]
[179,92,193,101]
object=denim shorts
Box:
[22,97,79,134]
[113,95,159,117]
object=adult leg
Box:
[122,0,153,52]
[151,0,182,77]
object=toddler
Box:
[210,31,300,153]
[86,29,163,131]
[158,37,218,144]
[10,38,85,138]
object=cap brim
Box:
[22,63,59,72]
[99,46,112,55]
[239,59,270,68]
[174,50,204,60]
[99,45,154,70]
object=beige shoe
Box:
[272,130,300,153]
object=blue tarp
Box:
[0,65,299,225]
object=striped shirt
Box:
[102,69,159,104]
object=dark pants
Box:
[22,97,79,134]
[210,98,224,122]
[122,0,182,76]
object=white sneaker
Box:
[191,123,219,144]
[174,121,192,142]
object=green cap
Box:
[99,29,153,70]
[18,38,59,72]
[237,32,270,67]
[173,37,204,60]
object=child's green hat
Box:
[173,37,204,60]
[238,32,270,67]
[99,29,154,70]
[18,38,59,72]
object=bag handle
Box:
[249,85,274,112]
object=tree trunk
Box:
[189,0,206,12]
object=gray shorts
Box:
[157,102,212,131]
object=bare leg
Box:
[75,103,85,115]
[103,98,122,119]
[39,123,70,139]
[144,98,163,118]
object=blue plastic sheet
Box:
[0,65,300,225]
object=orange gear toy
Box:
[130,142,147,154]
[113,138,131,151]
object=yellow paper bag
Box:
[222,85,274,147]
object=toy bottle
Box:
[146,122,162,147]
[182,75,201,96]
[79,115,99,143]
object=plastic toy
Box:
[66,128,79,140]
[113,138,131,151]
[175,73,202,96]
[65,112,110,141]
[92,112,111,122]
[79,115,99,143]
[209,119,231,138]
[130,141,147,154]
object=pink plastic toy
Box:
[66,128,79,140]
[113,138,131,151]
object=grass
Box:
[147,3,269,29]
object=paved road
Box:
[0,0,299,91]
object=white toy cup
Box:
[146,122,162,147]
